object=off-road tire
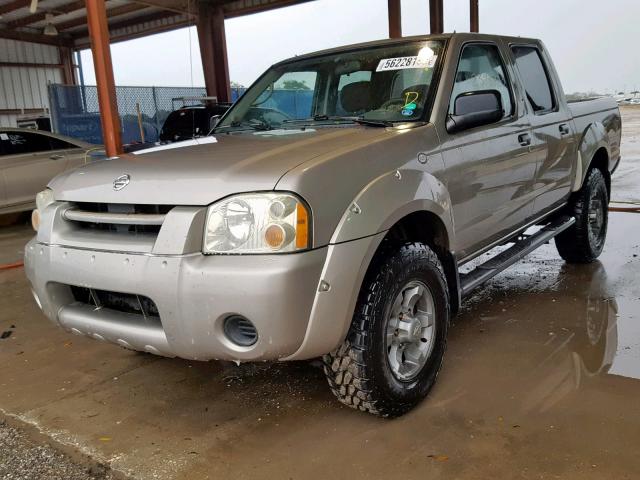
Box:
[555,168,609,263]
[322,242,449,417]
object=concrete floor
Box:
[1,107,639,479]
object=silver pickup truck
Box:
[25,33,621,417]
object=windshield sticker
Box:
[0,133,8,141]
[403,91,420,108]
[376,55,437,72]
[401,108,415,117]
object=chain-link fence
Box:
[48,84,245,145]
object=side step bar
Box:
[459,215,576,297]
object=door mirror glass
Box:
[446,90,503,133]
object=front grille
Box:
[71,286,160,319]
[63,203,174,235]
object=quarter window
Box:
[511,46,555,113]
[449,44,513,117]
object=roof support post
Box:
[59,46,77,85]
[429,0,443,34]
[197,3,231,103]
[86,0,122,157]
[388,0,402,38]
[470,0,479,32]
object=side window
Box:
[449,43,513,117]
[511,46,555,113]
[1,131,51,155]
[268,71,318,118]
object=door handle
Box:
[517,133,531,146]
[49,154,64,160]
[559,124,570,135]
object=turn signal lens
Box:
[296,202,309,249]
[264,224,286,249]
[31,209,41,232]
[32,188,55,232]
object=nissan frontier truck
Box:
[25,33,621,417]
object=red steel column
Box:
[429,0,444,34]
[85,0,122,156]
[470,0,479,32]
[388,0,402,38]
[197,3,231,103]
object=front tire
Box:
[322,242,449,417]
[555,168,609,263]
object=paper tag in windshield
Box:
[376,55,437,72]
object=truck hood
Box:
[50,127,389,205]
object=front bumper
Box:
[25,239,327,361]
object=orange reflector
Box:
[31,209,41,232]
[265,224,286,249]
[296,203,309,249]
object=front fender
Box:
[284,168,453,360]
[330,168,454,245]
[572,121,610,192]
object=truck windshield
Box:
[216,40,444,131]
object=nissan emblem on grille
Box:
[113,174,130,191]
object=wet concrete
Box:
[0,212,639,479]
[613,106,640,204]
[1,107,640,479]
[0,219,31,266]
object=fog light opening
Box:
[223,315,258,347]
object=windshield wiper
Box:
[283,115,394,128]
[217,119,273,132]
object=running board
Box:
[459,216,576,297]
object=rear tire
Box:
[555,168,609,263]
[322,242,449,417]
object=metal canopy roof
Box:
[0,0,313,48]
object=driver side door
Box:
[440,42,538,261]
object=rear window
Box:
[511,46,555,113]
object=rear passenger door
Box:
[0,130,68,209]
[440,42,538,260]
[510,44,576,215]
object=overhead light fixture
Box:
[43,13,57,36]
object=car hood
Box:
[49,127,390,205]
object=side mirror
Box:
[209,115,221,131]
[446,90,504,134]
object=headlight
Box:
[31,188,55,232]
[203,192,311,254]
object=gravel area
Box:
[0,421,114,480]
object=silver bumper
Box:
[25,239,328,361]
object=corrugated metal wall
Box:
[0,39,64,127]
